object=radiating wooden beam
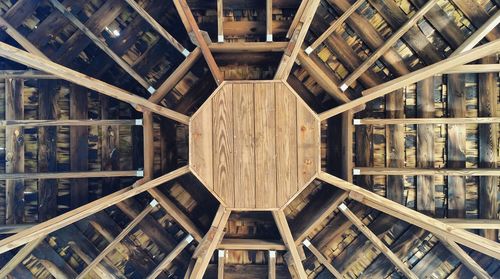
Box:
[0,119,142,127]
[266,0,273,41]
[0,70,55,79]
[302,239,342,278]
[342,111,354,183]
[0,42,190,124]
[173,0,224,84]
[353,167,500,176]
[143,111,154,181]
[340,0,438,90]
[451,10,500,56]
[437,219,500,230]
[217,0,224,42]
[305,0,364,54]
[148,47,202,104]
[0,170,143,180]
[209,42,288,52]
[217,249,225,279]
[218,239,286,250]
[275,0,321,80]
[0,166,189,253]
[189,206,231,279]
[438,237,491,279]
[268,250,276,279]
[338,204,417,278]
[147,234,194,279]
[317,171,500,260]
[441,64,500,74]
[318,39,500,120]
[124,0,189,56]
[0,237,44,277]
[48,0,154,92]
[353,117,500,125]
[78,200,158,278]
[273,210,307,278]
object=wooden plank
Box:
[219,239,286,250]
[143,111,154,181]
[438,237,492,279]
[205,264,290,279]
[190,99,213,190]
[341,111,354,183]
[209,42,287,52]
[232,83,255,208]
[340,0,438,90]
[302,239,342,278]
[0,171,142,180]
[33,241,79,278]
[124,0,188,56]
[100,96,121,196]
[478,55,498,241]
[173,0,224,84]
[437,218,500,229]
[317,171,500,260]
[266,0,273,41]
[353,168,500,176]
[306,0,364,54]
[0,166,189,253]
[69,85,88,208]
[385,89,405,204]
[1,119,140,127]
[217,0,224,42]
[254,83,277,208]
[0,237,43,278]
[272,211,307,278]
[355,117,500,125]
[416,78,435,216]
[318,39,500,120]
[275,83,298,206]
[5,78,24,224]
[0,42,190,124]
[213,84,234,207]
[447,74,466,218]
[217,250,225,279]
[296,95,318,187]
[268,250,276,279]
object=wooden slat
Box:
[0,166,189,253]
[451,10,500,55]
[33,241,79,278]
[317,172,500,260]
[0,171,142,180]
[142,111,154,181]
[340,0,438,90]
[232,83,255,208]
[217,250,225,279]
[353,168,500,176]
[437,218,500,229]
[190,99,213,190]
[124,0,188,56]
[275,83,298,206]
[1,119,140,127]
[341,111,354,183]
[303,239,342,278]
[0,42,190,124]
[218,239,286,250]
[354,117,500,125]
[416,78,435,216]
[5,78,24,224]
[254,83,277,208]
[273,211,307,278]
[296,96,318,187]
[0,237,43,278]
[209,42,287,52]
[478,55,498,241]
[269,250,277,279]
[173,0,224,84]
[217,0,224,42]
[450,0,500,41]
[266,0,273,41]
[385,89,405,204]
[213,84,234,207]
[146,234,193,279]
[318,39,500,120]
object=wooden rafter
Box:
[0,16,48,58]
[124,0,189,56]
[354,117,500,125]
[0,170,143,180]
[451,10,500,56]
[438,237,491,279]
[48,0,154,92]
[353,168,500,176]
[0,42,190,124]
[318,39,500,120]
[266,0,273,41]
[147,234,194,279]
[302,239,343,278]
[317,172,500,260]
[173,0,224,84]
[340,0,438,91]
[437,219,500,230]
[218,239,286,250]
[0,119,142,127]
[0,237,44,277]
[275,0,321,80]
[217,0,224,42]
[0,166,189,253]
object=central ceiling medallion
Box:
[189,80,320,210]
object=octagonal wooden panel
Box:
[189,81,319,210]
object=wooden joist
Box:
[266,0,273,41]
[1,119,142,127]
[437,219,500,230]
[217,0,224,42]
[0,237,44,278]
[0,42,190,124]
[218,239,286,251]
[0,166,189,253]
[451,10,500,56]
[209,42,288,53]
[268,250,276,279]
[124,0,189,56]
[173,0,224,85]
[318,39,500,120]
[302,239,342,278]
[317,172,500,260]
[353,168,500,176]
[147,234,194,279]
[354,117,500,125]
[0,170,143,180]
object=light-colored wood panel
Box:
[275,83,298,206]
[255,83,277,208]
[213,85,235,207]
[191,100,214,190]
[232,83,256,208]
[296,90,318,187]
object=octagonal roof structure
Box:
[189,80,320,210]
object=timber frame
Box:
[0,0,499,278]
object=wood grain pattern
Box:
[275,82,298,205]
[213,84,234,206]
[233,83,256,208]
[296,96,317,187]
[191,99,213,190]
[254,83,277,208]
[385,89,405,204]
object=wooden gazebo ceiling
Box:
[0,0,498,278]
